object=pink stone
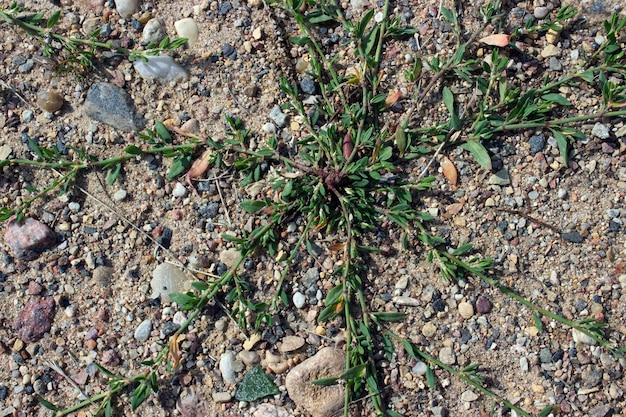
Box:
[14,297,56,343]
[4,217,56,260]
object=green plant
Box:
[2,1,626,416]
[0,2,187,74]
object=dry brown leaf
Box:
[383,90,401,109]
[479,33,511,47]
[329,242,346,252]
[440,156,458,186]
[186,149,212,180]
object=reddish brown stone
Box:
[475,296,493,314]
[13,297,56,343]
[4,217,56,260]
[27,281,43,295]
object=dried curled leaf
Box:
[440,156,458,186]
[479,33,511,47]
[186,149,212,180]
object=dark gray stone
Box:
[83,82,146,132]
[562,231,583,243]
[528,134,545,155]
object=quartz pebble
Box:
[172,182,187,197]
[422,322,436,337]
[219,351,237,384]
[142,18,167,45]
[36,90,64,112]
[591,122,610,139]
[113,189,127,202]
[293,291,306,309]
[114,0,139,18]
[458,302,474,319]
[134,319,152,341]
[174,18,199,48]
[133,55,189,83]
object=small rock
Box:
[252,27,263,40]
[242,84,260,97]
[222,43,236,59]
[238,350,261,366]
[528,134,545,155]
[252,404,293,417]
[539,347,552,363]
[212,392,232,403]
[395,275,409,290]
[174,18,199,48]
[269,105,288,128]
[531,383,545,393]
[219,351,237,384]
[534,6,549,19]
[285,347,345,417]
[488,168,510,186]
[546,27,561,44]
[27,281,43,295]
[460,390,478,402]
[219,248,240,268]
[422,322,436,337]
[475,296,492,314]
[133,55,189,84]
[438,347,455,365]
[172,182,187,198]
[412,361,428,375]
[36,89,64,112]
[13,297,56,343]
[528,190,539,200]
[562,231,583,243]
[293,292,306,309]
[588,405,611,417]
[4,217,56,260]
[520,357,529,373]
[113,189,127,202]
[548,57,562,71]
[279,335,305,353]
[392,296,421,307]
[218,1,232,15]
[541,44,560,58]
[114,0,139,18]
[180,118,200,134]
[572,328,596,345]
[591,122,610,139]
[458,302,474,319]
[84,82,146,132]
[151,263,190,303]
[134,319,152,341]
[557,188,567,199]
[93,266,113,287]
[300,77,316,95]
[142,18,167,45]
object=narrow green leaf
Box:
[94,363,120,379]
[107,163,122,185]
[324,284,344,305]
[538,405,554,417]
[191,281,209,291]
[371,311,407,322]
[154,120,171,143]
[385,410,404,417]
[533,312,544,332]
[169,292,196,305]
[46,10,61,28]
[312,377,339,386]
[166,154,192,179]
[38,397,61,411]
[426,365,436,389]
[289,36,310,45]
[131,382,151,411]
[461,141,492,170]
[364,25,380,55]
[550,129,569,166]
[27,137,43,159]
[541,93,571,105]
[241,199,267,214]
[452,243,473,256]
[339,363,367,380]
[125,145,143,155]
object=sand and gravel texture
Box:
[1,0,626,416]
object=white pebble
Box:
[133,55,189,84]
[292,292,306,309]
[68,202,80,212]
[134,319,152,342]
[114,0,139,18]
[219,351,237,384]
[113,189,127,202]
[172,182,187,197]
[174,18,199,48]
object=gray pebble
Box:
[219,351,237,384]
[113,189,127,202]
[528,134,545,155]
[300,77,316,95]
[488,168,510,186]
[68,202,80,213]
[21,110,34,122]
[562,231,583,243]
[519,357,529,373]
[591,122,610,139]
[134,319,152,342]
[142,18,167,45]
[412,361,428,375]
[548,57,562,71]
[218,1,232,15]
[528,190,539,200]
[438,347,456,365]
[18,60,34,73]
[133,55,189,84]
[557,188,567,199]
[534,6,549,19]
[269,105,288,128]
[83,82,146,132]
[539,347,552,363]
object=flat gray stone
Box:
[83,82,145,132]
[488,168,510,186]
[151,263,190,303]
[134,319,152,342]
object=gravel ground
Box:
[1,0,626,416]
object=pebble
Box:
[113,189,127,202]
[219,248,240,268]
[243,84,260,97]
[151,263,190,303]
[13,297,56,343]
[219,351,237,384]
[572,328,596,345]
[133,55,189,84]
[238,350,260,366]
[528,191,539,200]
[252,27,263,40]
[174,18,199,48]
[458,302,474,319]
[548,57,562,71]
[520,357,529,373]
[438,347,456,365]
[36,89,64,112]
[392,296,421,307]
[285,347,345,417]
[269,105,288,128]
[475,296,492,314]
[4,217,56,260]
[528,134,545,155]
[212,392,232,403]
[114,0,139,18]
[172,182,187,197]
[142,18,167,45]
[460,390,478,402]
[422,322,436,337]
[488,168,510,186]
[557,188,567,199]
[83,82,146,132]
[252,404,293,417]
[222,43,236,59]
[93,266,113,287]
[134,319,152,341]
[539,348,552,363]
[412,361,428,375]
[279,336,305,353]
[218,1,232,15]
[562,231,583,243]
[591,122,610,139]
[21,110,34,122]
[293,292,306,309]
[534,6,549,19]
[300,77,316,95]
[541,44,560,58]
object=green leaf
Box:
[312,377,339,386]
[94,363,121,379]
[339,363,367,380]
[235,365,279,402]
[38,397,61,411]
[533,312,544,332]
[452,243,473,256]
[125,145,143,155]
[241,199,267,213]
[550,129,569,166]
[191,281,209,291]
[131,381,152,411]
[46,10,61,28]
[169,292,196,305]
[461,141,492,170]
[538,405,554,417]
[166,154,192,179]
[426,365,436,389]
[289,36,310,45]
[107,163,122,186]
[541,93,571,105]
[154,120,171,143]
